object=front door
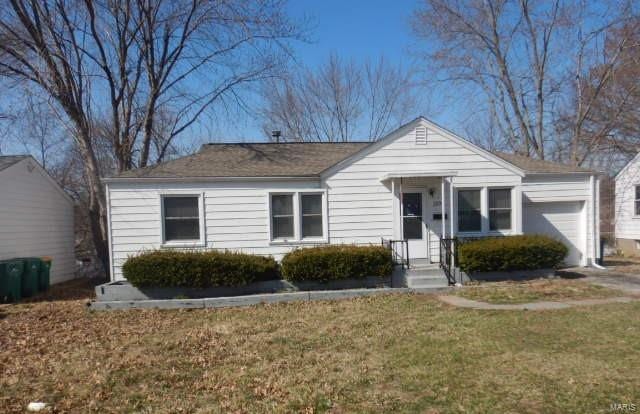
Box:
[402,191,428,259]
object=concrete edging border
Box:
[88,286,453,311]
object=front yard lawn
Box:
[457,278,624,304]
[1,280,639,413]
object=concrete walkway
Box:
[438,295,639,311]
[563,268,640,295]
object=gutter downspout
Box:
[590,174,606,270]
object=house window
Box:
[458,190,481,232]
[635,186,640,216]
[163,196,200,241]
[489,189,512,231]
[271,194,295,239]
[402,193,423,239]
[301,193,323,238]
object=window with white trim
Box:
[635,185,640,216]
[301,193,323,238]
[269,191,326,242]
[271,194,295,239]
[457,189,481,232]
[162,196,201,242]
[489,188,512,231]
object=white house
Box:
[0,155,76,284]
[614,153,640,256]
[104,117,601,282]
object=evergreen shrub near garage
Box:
[280,245,393,282]
[457,235,568,273]
[122,250,280,288]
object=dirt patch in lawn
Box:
[456,278,623,304]
[20,277,103,303]
[1,289,639,413]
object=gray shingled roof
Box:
[114,142,371,179]
[0,155,28,172]
[493,152,595,174]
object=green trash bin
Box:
[20,257,41,297]
[40,256,52,291]
[0,261,7,302]
[0,259,23,302]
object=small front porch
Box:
[381,171,460,285]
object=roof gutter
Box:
[102,175,321,184]
[523,171,602,176]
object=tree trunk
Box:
[75,127,110,277]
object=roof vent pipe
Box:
[271,130,281,143]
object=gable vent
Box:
[415,126,427,144]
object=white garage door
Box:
[523,201,585,266]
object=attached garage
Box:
[523,201,586,266]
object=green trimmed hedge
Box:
[122,250,279,288]
[457,235,568,273]
[281,245,393,282]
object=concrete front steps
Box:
[405,262,450,288]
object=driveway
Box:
[561,256,640,295]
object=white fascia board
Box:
[102,175,320,184]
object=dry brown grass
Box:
[1,283,639,413]
[603,256,640,274]
[457,278,623,304]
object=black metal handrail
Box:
[439,237,457,285]
[381,238,409,269]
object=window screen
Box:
[489,189,511,231]
[458,190,481,232]
[301,194,323,238]
[402,193,423,240]
[271,194,294,239]
[163,196,200,241]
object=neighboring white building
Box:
[615,153,640,256]
[0,155,76,284]
[104,117,601,282]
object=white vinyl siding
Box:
[108,180,320,280]
[0,159,75,284]
[615,155,640,241]
[323,125,522,245]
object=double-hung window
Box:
[271,194,295,239]
[489,189,512,231]
[270,192,326,241]
[301,194,323,238]
[162,195,202,243]
[457,190,481,232]
[635,185,640,216]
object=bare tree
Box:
[0,0,300,274]
[412,0,639,166]
[260,54,417,142]
[560,18,640,167]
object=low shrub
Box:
[122,250,279,288]
[457,235,568,274]
[281,245,393,282]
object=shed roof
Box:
[0,155,27,172]
[112,142,371,179]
